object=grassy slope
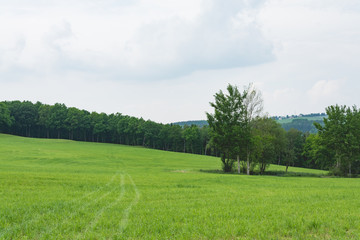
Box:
[0,134,359,239]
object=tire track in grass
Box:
[42,172,123,237]
[77,173,140,239]
[76,174,126,239]
[118,173,141,235]
[77,171,120,200]
[0,172,120,239]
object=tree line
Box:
[0,101,209,155]
[206,84,300,174]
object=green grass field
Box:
[1,134,359,239]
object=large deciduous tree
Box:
[206,84,247,172]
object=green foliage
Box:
[65,107,84,140]
[283,128,305,172]
[252,117,284,174]
[6,100,38,137]
[206,84,247,172]
[0,102,13,132]
[302,134,332,170]
[183,125,201,154]
[38,104,52,138]
[316,105,360,176]
[50,103,68,138]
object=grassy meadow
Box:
[0,134,360,239]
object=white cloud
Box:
[0,36,26,71]
[0,0,274,81]
[119,0,274,79]
[272,88,296,101]
[44,21,74,52]
[307,80,340,99]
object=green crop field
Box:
[0,134,359,239]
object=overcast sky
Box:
[1,0,359,123]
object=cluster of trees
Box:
[206,84,308,174]
[0,101,210,155]
[206,84,360,177]
[304,105,360,176]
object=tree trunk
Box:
[221,154,225,165]
[349,162,352,178]
[237,155,240,174]
[247,151,250,175]
[336,150,340,168]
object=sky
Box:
[1,0,360,123]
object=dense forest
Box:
[0,98,358,176]
[0,101,209,155]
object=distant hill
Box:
[172,120,208,127]
[281,118,324,133]
[275,113,327,124]
[173,113,327,133]
[275,114,327,133]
